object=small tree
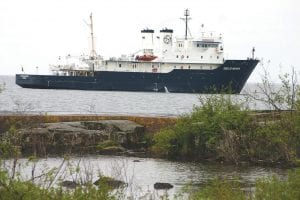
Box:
[245,62,299,111]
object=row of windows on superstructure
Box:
[196,43,218,48]
[176,55,220,59]
[119,64,137,68]
[111,62,214,70]
[177,43,219,48]
[173,66,213,69]
[176,55,189,59]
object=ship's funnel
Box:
[160,28,173,56]
[141,29,154,55]
[160,28,173,45]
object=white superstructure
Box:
[51,9,225,76]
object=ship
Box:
[16,9,259,93]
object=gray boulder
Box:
[18,120,145,156]
[154,182,174,190]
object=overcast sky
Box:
[0,0,299,82]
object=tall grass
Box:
[191,169,300,200]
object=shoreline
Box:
[0,114,177,134]
[1,113,299,168]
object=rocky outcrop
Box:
[18,120,145,156]
[61,180,77,189]
[93,176,126,188]
[154,182,174,190]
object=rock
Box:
[93,176,126,188]
[97,146,125,155]
[61,180,77,189]
[124,150,147,157]
[17,120,145,156]
[133,159,141,162]
[84,120,145,148]
[154,182,174,190]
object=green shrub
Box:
[190,178,246,200]
[0,170,114,200]
[152,93,300,165]
[191,169,300,200]
[152,94,255,162]
[255,169,300,200]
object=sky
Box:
[0,0,299,82]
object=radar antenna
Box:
[83,13,97,59]
[181,9,191,40]
[83,13,97,73]
[89,13,97,60]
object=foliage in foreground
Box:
[0,126,115,200]
[152,93,300,165]
[0,170,114,200]
[191,168,300,200]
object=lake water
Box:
[0,76,285,199]
[2,155,288,199]
[0,76,264,116]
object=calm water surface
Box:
[0,76,285,199]
[3,155,288,199]
[0,76,262,116]
[0,76,199,116]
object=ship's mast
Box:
[181,9,191,40]
[89,13,97,59]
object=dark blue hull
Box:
[15,60,259,93]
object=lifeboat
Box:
[135,55,157,61]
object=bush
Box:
[191,169,300,200]
[153,95,252,161]
[190,178,246,200]
[152,93,300,165]
[0,169,114,200]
